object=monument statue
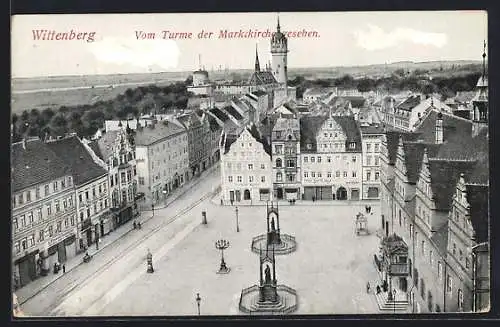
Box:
[265,264,271,283]
[270,217,276,231]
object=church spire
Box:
[255,44,260,72]
[277,14,281,33]
[482,40,487,80]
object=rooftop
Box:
[12,139,72,192]
[134,121,186,146]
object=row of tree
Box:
[12,80,191,143]
[288,71,482,100]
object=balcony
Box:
[389,262,409,276]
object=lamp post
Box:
[235,206,240,232]
[162,189,167,207]
[151,203,155,217]
[215,239,230,274]
[393,289,397,314]
[195,292,201,316]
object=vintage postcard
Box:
[11,11,489,317]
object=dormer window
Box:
[349,142,356,149]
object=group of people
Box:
[366,279,388,294]
[133,220,142,229]
[365,205,373,214]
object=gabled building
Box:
[86,128,139,230]
[299,115,362,201]
[220,125,273,203]
[271,117,301,200]
[46,135,110,251]
[12,138,77,288]
[175,112,206,178]
[360,124,385,199]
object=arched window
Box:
[276,158,282,168]
[276,172,282,182]
[458,289,464,311]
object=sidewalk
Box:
[211,192,381,207]
[16,162,220,305]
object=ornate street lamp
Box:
[195,292,201,315]
[146,248,154,273]
[162,188,167,207]
[214,239,230,274]
[393,288,397,314]
[235,206,240,232]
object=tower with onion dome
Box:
[270,16,288,87]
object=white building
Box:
[299,115,363,200]
[134,120,189,205]
[46,136,110,251]
[12,138,78,288]
[220,125,273,203]
[360,124,385,199]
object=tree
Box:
[49,113,68,137]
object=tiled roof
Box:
[333,116,362,152]
[134,120,186,146]
[344,96,366,108]
[427,159,477,211]
[88,140,104,161]
[360,124,385,135]
[466,184,489,243]
[209,107,230,122]
[402,142,440,184]
[248,124,272,156]
[252,90,267,96]
[95,130,121,160]
[223,133,239,155]
[46,136,107,186]
[384,130,418,165]
[430,221,449,257]
[397,95,421,111]
[414,110,472,144]
[207,115,222,132]
[248,71,277,85]
[12,139,72,192]
[299,116,329,152]
[224,105,244,120]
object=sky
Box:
[11,11,487,78]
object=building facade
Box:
[87,128,139,230]
[299,115,362,201]
[12,139,78,288]
[46,136,110,251]
[271,117,301,200]
[135,120,189,205]
[220,126,272,203]
[360,125,384,199]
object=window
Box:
[249,176,254,183]
[18,193,24,205]
[87,208,91,218]
[458,289,464,311]
[367,144,372,152]
[430,250,434,265]
[261,176,266,182]
[139,177,145,185]
[121,172,126,184]
[287,160,295,168]
[228,176,233,182]
[317,156,322,163]
[26,191,31,202]
[367,156,372,165]
[55,201,60,213]
[375,144,379,152]
[336,171,340,177]
[422,240,426,255]
[237,176,243,183]
[44,184,50,196]
[453,243,457,255]
[375,172,380,180]
[248,164,253,170]
[312,172,316,178]
[366,172,371,181]
[56,221,62,232]
[352,171,356,178]
[276,173,282,182]
[71,216,75,226]
[46,204,52,216]
[343,171,348,177]
[287,174,294,182]
[447,275,453,293]
[317,172,322,178]
[122,190,127,203]
[110,176,114,187]
[304,157,308,163]
[276,158,282,168]
[61,179,66,188]
[28,212,34,224]
[53,181,58,191]
[39,230,44,242]
[261,164,265,169]
[15,242,20,254]
[80,212,84,221]
[352,156,357,163]
[304,172,308,178]
[13,218,18,230]
[327,172,332,178]
[85,191,89,200]
[22,239,27,250]
[311,157,315,163]
[63,200,67,210]
[420,278,426,298]
[48,225,53,237]
[466,258,470,269]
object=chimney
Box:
[435,111,443,144]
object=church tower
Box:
[255,44,261,72]
[270,15,288,87]
[472,40,488,136]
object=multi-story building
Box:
[360,124,384,199]
[135,120,189,205]
[86,128,139,230]
[271,117,301,200]
[46,136,110,250]
[12,138,78,288]
[175,112,206,178]
[379,105,489,313]
[299,115,362,200]
[220,125,272,203]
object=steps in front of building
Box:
[374,291,409,312]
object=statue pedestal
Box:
[258,283,278,303]
[147,263,154,273]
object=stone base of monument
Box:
[251,234,297,255]
[239,284,298,315]
[216,261,231,274]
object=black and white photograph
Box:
[10,11,489,316]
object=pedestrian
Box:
[133,221,137,229]
[62,264,66,273]
[220,198,223,206]
[376,285,381,294]
[366,282,370,293]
